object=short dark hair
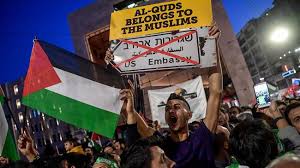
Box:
[61,153,89,168]
[284,102,300,125]
[229,120,278,168]
[167,93,190,110]
[121,135,163,168]
[63,138,78,146]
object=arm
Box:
[265,101,300,154]
[120,89,155,139]
[203,23,222,133]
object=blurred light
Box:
[260,78,264,81]
[13,85,18,95]
[288,51,291,54]
[298,65,300,68]
[284,54,286,57]
[127,3,136,8]
[266,13,269,16]
[18,112,23,123]
[16,99,21,109]
[279,57,282,59]
[270,27,289,43]
[56,120,60,126]
[295,48,300,52]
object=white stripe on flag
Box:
[47,68,122,115]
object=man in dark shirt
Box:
[118,23,222,168]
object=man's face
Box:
[85,147,93,156]
[150,146,175,168]
[113,141,121,150]
[104,146,114,154]
[165,99,191,132]
[64,142,74,152]
[288,107,300,133]
[277,104,287,115]
[229,107,239,119]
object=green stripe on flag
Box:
[2,130,20,161]
[22,89,120,138]
[0,96,4,105]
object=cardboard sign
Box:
[111,27,217,74]
[110,0,212,40]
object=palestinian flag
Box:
[0,88,20,160]
[22,40,124,138]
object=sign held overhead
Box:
[110,0,212,40]
[111,27,217,74]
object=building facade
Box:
[238,0,300,88]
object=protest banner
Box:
[110,0,212,40]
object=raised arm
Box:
[203,23,222,133]
[120,88,155,139]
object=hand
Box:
[264,101,283,119]
[208,21,221,39]
[17,130,38,162]
[120,88,135,115]
[104,49,114,65]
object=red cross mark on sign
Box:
[114,30,199,68]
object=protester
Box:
[121,136,175,168]
[266,153,300,168]
[283,102,300,133]
[64,138,84,154]
[264,101,300,154]
[118,22,222,168]
[229,119,278,168]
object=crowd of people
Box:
[1,23,300,168]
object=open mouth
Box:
[170,116,178,124]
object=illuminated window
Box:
[18,112,24,123]
[16,99,21,109]
[13,85,18,95]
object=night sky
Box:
[0,0,273,84]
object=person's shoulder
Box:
[192,121,213,138]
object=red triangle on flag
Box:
[23,41,61,97]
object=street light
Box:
[270,27,289,43]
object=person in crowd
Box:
[118,22,222,168]
[236,110,253,122]
[229,119,279,168]
[93,153,119,168]
[266,153,300,168]
[112,140,125,156]
[283,102,300,133]
[64,138,84,155]
[16,130,89,168]
[103,143,114,155]
[228,106,241,121]
[264,101,300,154]
[214,132,230,168]
[83,145,96,167]
[275,100,287,116]
[121,135,175,168]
